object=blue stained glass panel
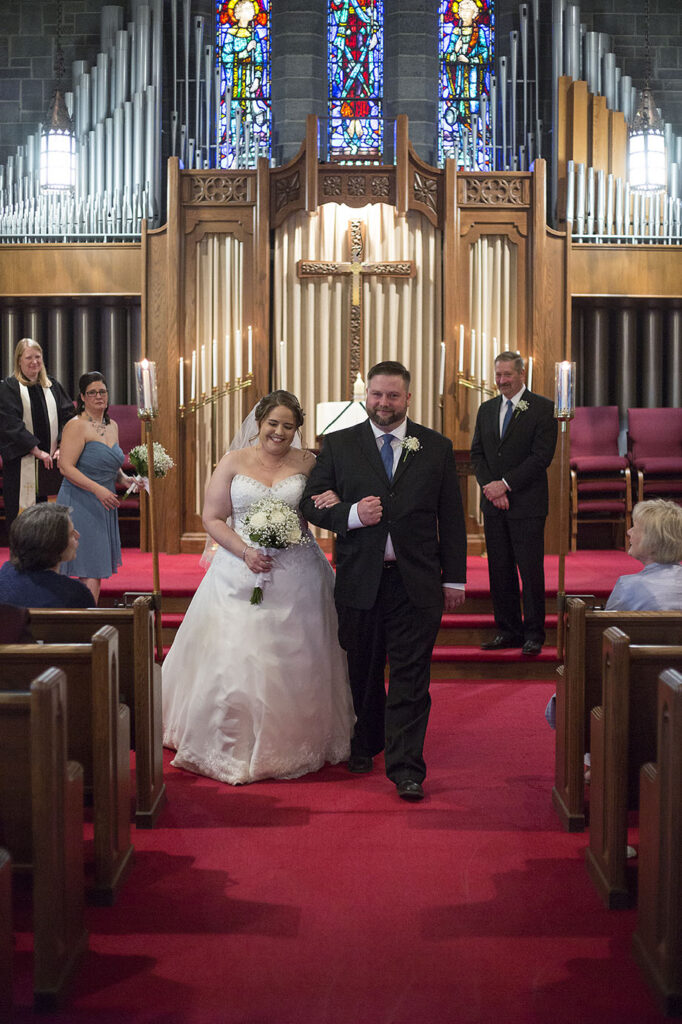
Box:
[439,0,494,170]
[217,0,271,168]
[328,0,384,161]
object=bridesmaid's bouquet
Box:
[124,442,175,497]
[243,496,307,605]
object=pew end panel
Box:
[0,670,88,1010]
[553,603,682,833]
[633,669,682,1017]
[587,631,682,910]
[29,597,167,829]
[0,630,134,906]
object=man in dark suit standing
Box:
[471,351,558,655]
[301,361,467,801]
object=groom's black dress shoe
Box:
[522,640,542,655]
[348,755,373,774]
[396,780,424,801]
[481,635,523,650]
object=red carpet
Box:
[10,681,666,1024]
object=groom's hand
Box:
[357,496,383,526]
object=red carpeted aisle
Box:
[11,680,666,1024]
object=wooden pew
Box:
[0,627,134,905]
[632,668,682,1017]
[30,596,166,828]
[0,848,11,1021]
[585,629,682,909]
[552,599,682,832]
[0,670,88,1009]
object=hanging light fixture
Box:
[628,0,666,194]
[40,0,76,193]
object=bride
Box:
[162,390,355,784]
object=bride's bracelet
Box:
[242,546,248,562]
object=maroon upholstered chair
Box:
[627,407,682,505]
[569,406,632,550]
[108,404,143,524]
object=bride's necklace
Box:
[84,412,107,438]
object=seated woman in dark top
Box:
[0,503,93,608]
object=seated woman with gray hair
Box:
[606,499,682,611]
[0,504,93,608]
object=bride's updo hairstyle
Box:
[253,390,305,434]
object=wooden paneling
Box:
[571,245,682,297]
[0,244,142,297]
[589,94,609,174]
[609,110,627,179]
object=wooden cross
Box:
[297,219,416,398]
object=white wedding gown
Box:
[162,473,355,784]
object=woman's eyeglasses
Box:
[85,389,108,397]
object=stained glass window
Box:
[327,0,384,162]
[217,0,271,168]
[439,0,494,169]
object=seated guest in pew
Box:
[606,499,682,611]
[0,503,93,608]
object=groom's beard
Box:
[367,404,408,430]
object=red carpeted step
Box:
[440,613,559,629]
[432,644,558,663]
[161,613,184,629]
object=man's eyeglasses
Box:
[85,389,108,397]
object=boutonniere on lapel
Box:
[514,399,530,418]
[400,436,422,462]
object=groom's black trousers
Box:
[336,564,443,784]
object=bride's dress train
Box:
[162,473,355,784]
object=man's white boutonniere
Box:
[400,436,422,462]
[514,399,530,418]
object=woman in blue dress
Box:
[58,372,138,603]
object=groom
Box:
[301,361,467,801]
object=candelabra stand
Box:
[178,373,254,419]
[456,372,497,400]
[138,413,164,662]
[554,361,576,661]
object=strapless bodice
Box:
[230,473,307,537]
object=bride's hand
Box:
[311,489,341,509]
[243,546,273,574]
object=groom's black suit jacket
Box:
[470,390,557,519]
[301,418,467,610]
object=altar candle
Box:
[438,342,446,396]
[179,357,184,406]
[527,356,533,391]
[279,340,286,389]
[190,350,196,401]
[247,325,253,373]
[470,329,476,378]
[458,324,464,373]
[235,329,242,379]
[200,344,206,394]
[141,359,153,411]
[481,332,488,382]
[212,338,218,389]
[224,334,230,384]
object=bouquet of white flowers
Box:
[129,442,175,478]
[243,496,306,605]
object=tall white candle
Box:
[200,344,206,394]
[247,325,253,373]
[438,342,446,396]
[224,334,230,384]
[470,329,476,379]
[458,324,464,373]
[279,340,286,389]
[481,332,488,382]
[212,338,218,389]
[235,329,242,379]
[527,356,533,391]
[190,350,196,401]
[141,359,153,410]
[179,357,184,406]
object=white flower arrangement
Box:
[243,496,307,605]
[515,399,530,415]
[129,442,175,478]
[400,435,422,462]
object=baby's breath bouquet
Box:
[243,496,307,605]
[129,442,175,478]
